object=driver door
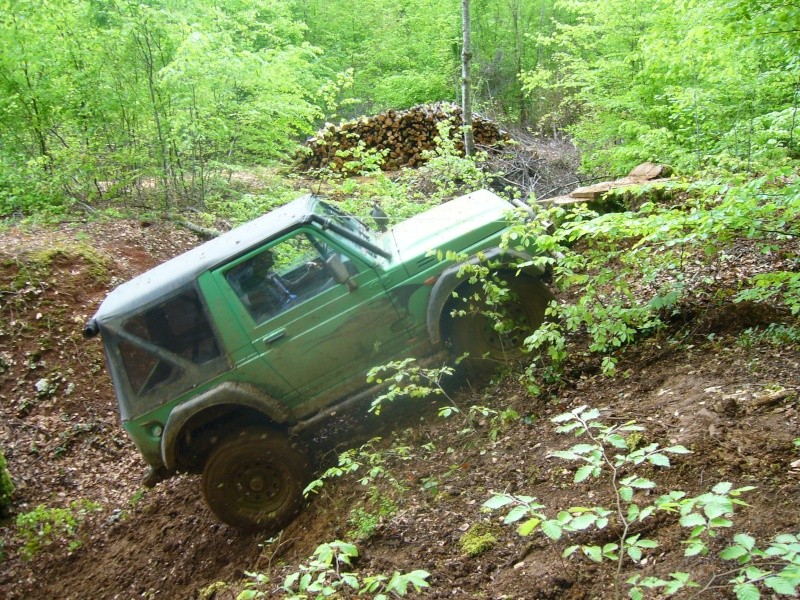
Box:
[214,228,409,416]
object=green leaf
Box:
[518,517,541,536]
[550,450,580,461]
[712,482,733,495]
[400,570,431,592]
[583,545,603,562]
[627,503,640,521]
[606,433,628,449]
[764,576,798,595]
[541,520,563,541]
[629,477,656,489]
[703,499,733,520]
[679,513,706,528]
[569,513,597,530]
[627,546,642,561]
[483,495,514,510]
[569,443,597,454]
[563,545,580,558]
[745,566,767,580]
[503,505,529,524]
[684,541,707,557]
[647,453,670,467]
[574,465,595,483]
[734,582,761,600]
[733,533,756,550]
[639,506,656,521]
[709,517,734,528]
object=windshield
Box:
[317,201,375,238]
[314,201,388,261]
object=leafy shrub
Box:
[15,500,101,560]
[0,447,13,518]
[492,168,800,385]
[347,491,398,542]
[303,437,410,498]
[238,541,430,600]
[483,406,800,599]
[0,154,69,219]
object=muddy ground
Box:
[0,215,798,599]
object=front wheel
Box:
[202,428,309,531]
[446,276,554,375]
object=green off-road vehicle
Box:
[84,189,552,530]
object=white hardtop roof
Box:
[93,195,319,325]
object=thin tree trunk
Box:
[136,23,171,209]
[461,0,475,157]
[510,0,528,124]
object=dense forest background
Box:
[1,0,798,218]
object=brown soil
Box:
[0,217,798,600]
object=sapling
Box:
[482,406,764,599]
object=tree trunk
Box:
[461,0,475,157]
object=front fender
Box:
[161,381,290,470]
[425,248,545,345]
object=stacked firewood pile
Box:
[299,102,509,172]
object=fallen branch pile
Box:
[299,102,509,172]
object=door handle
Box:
[264,328,287,343]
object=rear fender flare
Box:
[425,248,545,345]
[161,381,290,470]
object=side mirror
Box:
[326,254,357,291]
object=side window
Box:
[225,232,355,323]
[119,288,222,396]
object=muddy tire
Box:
[447,276,553,375]
[202,428,308,531]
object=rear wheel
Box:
[202,428,308,531]
[447,276,553,375]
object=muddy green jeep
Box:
[84,190,552,531]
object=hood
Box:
[383,189,514,264]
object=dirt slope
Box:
[0,217,798,599]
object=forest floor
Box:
[0,206,798,599]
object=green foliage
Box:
[366,358,455,416]
[347,491,398,542]
[15,499,101,560]
[318,117,498,226]
[502,169,800,382]
[303,437,409,498]
[629,532,800,599]
[736,272,800,315]
[264,540,430,599]
[0,154,69,218]
[739,324,800,352]
[203,170,302,225]
[0,446,13,518]
[289,0,456,114]
[521,0,800,174]
[481,406,800,599]
[485,406,691,575]
[0,0,327,215]
[199,581,232,600]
